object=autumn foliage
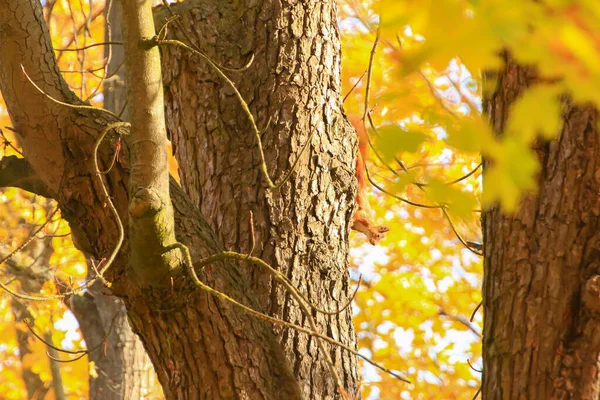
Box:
[1,0,600,399]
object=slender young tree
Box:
[0,0,360,398]
[61,2,161,399]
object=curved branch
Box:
[168,242,411,386]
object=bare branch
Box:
[0,156,53,198]
[0,122,128,301]
[55,41,122,52]
[438,307,482,338]
[21,65,120,120]
[362,25,380,121]
[167,242,411,386]
[23,312,119,363]
[470,301,483,322]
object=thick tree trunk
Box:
[482,56,600,399]
[0,0,357,398]
[158,1,359,397]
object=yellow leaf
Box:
[506,84,562,142]
[376,125,429,161]
[427,179,477,218]
[89,361,99,379]
[482,138,539,211]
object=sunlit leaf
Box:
[375,125,429,161]
[506,84,562,142]
[89,361,99,379]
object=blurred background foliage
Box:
[0,0,599,398]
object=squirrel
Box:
[348,116,390,245]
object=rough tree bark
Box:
[158,1,359,397]
[483,55,600,399]
[0,0,359,399]
[70,277,159,400]
[65,3,160,399]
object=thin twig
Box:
[198,251,349,388]
[26,312,120,363]
[78,0,92,98]
[316,274,362,316]
[242,214,358,315]
[447,163,482,185]
[90,122,130,286]
[157,2,315,190]
[83,0,115,103]
[447,76,481,114]
[155,37,312,190]
[438,307,481,338]
[271,128,317,189]
[56,3,105,63]
[365,114,482,254]
[0,128,24,156]
[442,208,482,256]
[24,318,88,355]
[55,41,122,52]
[155,38,278,185]
[166,242,411,385]
[0,123,129,301]
[467,358,482,373]
[168,244,346,393]
[20,65,120,120]
[362,26,380,121]
[99,136,121,175]
[418,70,461,119]
[343,69,367,103]
[358,35,483,255]
[470,301,483,322]
[365,166,441,209]
[159,0,254,73]
[47,351,88,363]
[244,211,256,261]
[0,208,59,267]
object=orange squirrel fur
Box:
[349,116,390,245]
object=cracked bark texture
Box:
[0,0,356,398]
[483,56,600,399]
[158,1,359,397]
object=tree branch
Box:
[0,156,53,198]
[119,0,179,284]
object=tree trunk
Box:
[483,55,600,399]
[69,278,159,400]
[45,331,66,400]
[158,1,359,397]
[0,0,358,398]
[67,3,160,399]
[12,300,49,399]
